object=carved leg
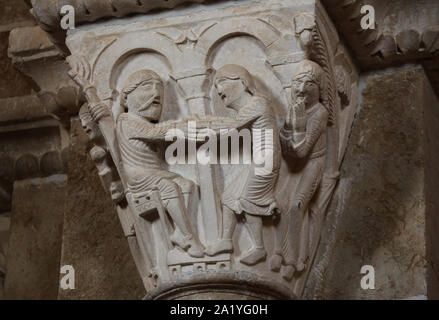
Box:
[281,205,300,281]
[297,209,310,272]
[240,214,267,266]
[205,206,235,256]
[166,197,204,258]
[270,214,287,272]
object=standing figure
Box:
[270,60,329,279]
[204,65,281,266]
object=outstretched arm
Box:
[193,114,259,133]
[129,115,259,143]
[67,55,111,121]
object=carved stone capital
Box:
[29,0,360,299]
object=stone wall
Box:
[0,0,35,298]
[3,177,66,299]
[57,119,144,300]
[307,66,437,300]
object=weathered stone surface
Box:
[8,26,56,56]
[0,32,33,99]
[4,177,66,300]
[0,95,48,124]
[321,0,439,100]
[307,67,433,300]
[57,119,144,300]
[0,213,10,300]
[424,70,439,300]
[0,0,35,32]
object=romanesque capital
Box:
[29,0,360,299]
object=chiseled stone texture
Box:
[57,119,144,300]
[0,0,35,99]
[4,177,66,300]
[0,213,10,300]
[0,0,34,29]
[307,67,433,300]
[0,31,33,99]
[424,68,439,300]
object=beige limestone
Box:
[0,0,434,301]
[62,0,359,299]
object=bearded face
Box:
[126,78,164,122]
[291,73,320,108]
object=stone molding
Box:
[322,0,439,94]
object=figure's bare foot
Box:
[205,239,233,256]
[170,229,190,250]
[269,253,283,272]
[187,240,205,258]
[240,247,266,266]
[281,265,296,281]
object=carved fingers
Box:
[88,102,111,122]
[285,105,294,130]
[292,100,307,134]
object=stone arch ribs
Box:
[195,17,281,60]
[90,32,177,95]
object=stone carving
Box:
[271,60,329,280]
[199,64,281,267]
[60,0,359,299]
[115,70,204,259]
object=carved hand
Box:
[67,55,92,90]
[292,99,307,134]
[88,102,111,122]
[67,55,110,121]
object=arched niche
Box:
[109,49,184,121]
[207,34,287,124]
[93,31,178,98]
[196,17,281,59]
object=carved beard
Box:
[133,95,162,121]
[294,96,306,106]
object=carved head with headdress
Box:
[291,59,326,109]
[121,69,164,122]
[79,103,101,142]
[214,64,257,108]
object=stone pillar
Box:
[306,66,439,300]
[4,177,66,300]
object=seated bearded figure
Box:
[116,70,204,258]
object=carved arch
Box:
[93,32,177,93]
[196,17,281,60]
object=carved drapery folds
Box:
[39,0,359,299]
